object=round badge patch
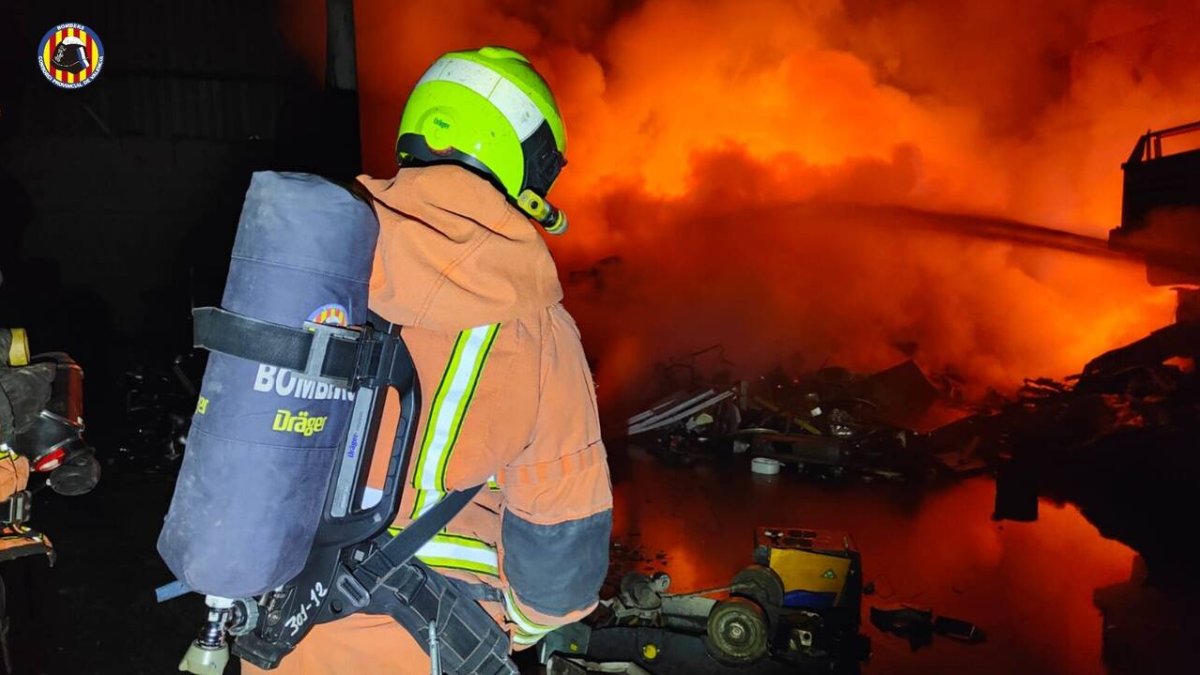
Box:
[38,23,105,89]
[308,304,348,327]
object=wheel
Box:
[704,597,770,665]
[731,564,785,610]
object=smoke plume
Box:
[327,0,1200,404]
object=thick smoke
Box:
[327,0,1199,404]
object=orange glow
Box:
[326,0,1200,400]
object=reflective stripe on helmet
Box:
[417,57,545,142]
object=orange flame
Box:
[328,0,1200,401]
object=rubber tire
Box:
[704,597,770,666]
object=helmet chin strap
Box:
[517,189,567,235]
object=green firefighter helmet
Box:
[396,46,569,234]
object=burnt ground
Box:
[2,441,1199,674]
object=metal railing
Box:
[1127,120,1200,163]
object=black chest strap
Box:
[343,484,519,675]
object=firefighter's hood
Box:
[359,165,563,332]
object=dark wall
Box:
[0,0,356,445]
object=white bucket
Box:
[751,457,783,475]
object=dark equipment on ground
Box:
[540,527,868,674]
[869,605,985,651]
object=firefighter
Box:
[1,330,57,565]
[243,46,612,674]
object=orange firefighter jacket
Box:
[244,165,612,674]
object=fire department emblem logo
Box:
[38,23,105,89]
[307,304,348,327]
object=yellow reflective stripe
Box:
[486,475,500,490]
[415,555,497,577]
[504,587,554,635]
[382,530,500,577]
[415,535,499,577]
[412,332,466,490]
[431,532,495,551]
[433,324,499,488]
[384,529,495,550]
[411,323,501,518]
[412,488,445,519]
[512,629,549,646]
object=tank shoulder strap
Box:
[192,306,376,385]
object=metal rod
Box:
[428,621,441,675]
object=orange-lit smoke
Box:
[340,0,1200,404]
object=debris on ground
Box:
[625,349,976,483]
[605,537,671,600]
[869,605,985,650]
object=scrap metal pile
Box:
[626,348,976,482]
[626,312,1200,502]
[945,319,1199,455]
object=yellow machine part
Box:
[6,328,30,366]
[767,548,852,600]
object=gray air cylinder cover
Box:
[158,172,378,598]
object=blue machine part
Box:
[783,590,838,610]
